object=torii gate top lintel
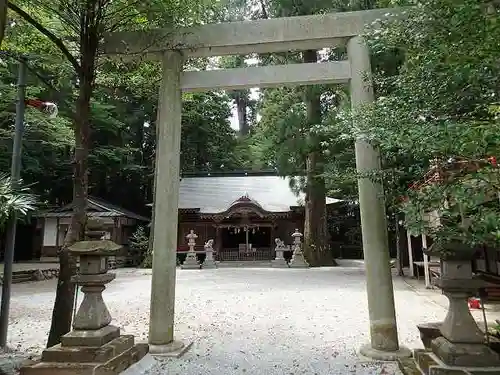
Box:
[102,8,400,59]
[138,5,409,356]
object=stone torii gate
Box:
[102,8,410,360]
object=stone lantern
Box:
[21,219,147,375]
[67,222,121,332]
[289,229,309,268]
[413,241,500,373]
[181,229,200,269]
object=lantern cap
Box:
[68,240,122,255]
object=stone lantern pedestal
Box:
[181,229,201,269]
[409,244,500,375]
[21,223,148,375]
[289,230,309,268]
[428,262,500,369]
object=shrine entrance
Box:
[210,194,283,262]
[103,7,408,360]
[219,224,272,261]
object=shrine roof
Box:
[35,196,150,221]
[178,175,341,213]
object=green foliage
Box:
[0,0,247,215]
[0,56,74,204]
[0,174,37,229]
[403,164,500,253]
[129,226,151,268]
[7,0,499,262]
[358,0,500,256]
[253,86,307,174]
[249,0,384,199]
[181,91,241,172]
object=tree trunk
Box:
[47,6,96,345]
[147,158,156,266]
[46,244,77,347]
[235,92,249,136]
[0,0,7,46]
[302,49,337,267]
[231,56,249,137]
[46,77,91,346]
[146,107,159,266]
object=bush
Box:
[129,226,151,268]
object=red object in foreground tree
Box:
[468,298,481,309]
[25,98,58,118]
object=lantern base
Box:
[202,259,218,269]
[289,253,309,268]
[181,253,201,269]
[271,258,289,268]
[61,324,120,347]
[20,336,148,375]
[432,336,500,367]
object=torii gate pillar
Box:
[148,51,191,357]
[348,36,411,360]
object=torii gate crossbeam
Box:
[102,7,411,361]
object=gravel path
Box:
[4,260,446,374]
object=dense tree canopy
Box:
[355,0,500,255]
[1,0,498,260]
[0,3,242,213]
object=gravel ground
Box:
[3,260,447,374]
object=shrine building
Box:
[172,172,341,262]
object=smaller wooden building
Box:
[35,197,149,263]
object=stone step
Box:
[20,361,99,375]
[217,261,273,268]
[0,268,60,285]
[21,342,148,375]
[414,350,437,375]
[2,271,39,285]
[13,272,34,283]
[41,335,134,363]
[401,349,500,375]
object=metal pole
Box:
[0,59,27,348]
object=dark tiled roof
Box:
[36,196,149,221]
[178,175,341,213]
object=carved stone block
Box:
[431,336,500,368]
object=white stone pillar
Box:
[348,36,410,360]
[407,232,415,277]
[148,51,190,357]
[421,234,431,288]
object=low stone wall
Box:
[0,268,60,285]
[0,256,125,285]
[33,268,60,281]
